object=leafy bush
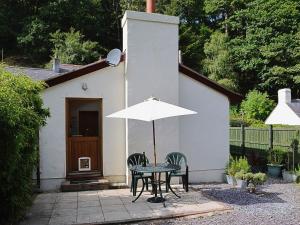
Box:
[235,171,246,180]
[217,78,238,92]
[237,156,251,173]
[230,116,266,127]
[253,173,267,185]
[295,164,300,176]
[244,172,267,185]
[225,156,238,176]
[226,156,251,176]
[0,65,49,224]
[241,90,275,121]
[50,28,101,65]
[268,147,287,165]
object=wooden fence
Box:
[230,125,300,170]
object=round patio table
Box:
[130,163,181,205]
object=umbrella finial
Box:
[147,96,159,101]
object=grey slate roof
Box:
[6,64,82,81]
[289,99,300,117]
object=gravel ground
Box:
[130,179,300,225]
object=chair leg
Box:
[166,172,169,193]
[133,178,137,196]
[145,178,149,191]
[182,176,185,189]
[167,174,171,193]
[185,176,189,192]
[130,178,133,192]
[186,166,189,192]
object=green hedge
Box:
[0,65,49,224]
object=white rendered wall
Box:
[179,73,230,183]
[39,64,125,190]
[122,11,180,180]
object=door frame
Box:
[65,98,103,176]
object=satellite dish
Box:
[106,49,122,66]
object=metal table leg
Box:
[158,173,166,207]
[167,172,181,198]
[147,172,166,203]
[132,175,145,202]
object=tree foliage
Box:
[0,65,49,224]
[203,31,235,81]
[50,28,100,65]
[1,0,300,98]
[217,78,238,92]
[228,0,300,95]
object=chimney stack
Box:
[53,58,60,73]
[146,0,155,13]
[278,88,291,104]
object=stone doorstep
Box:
[61,179,110,192]
[109,182,129,189]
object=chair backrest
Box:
[127,153,149,168]
[165,152,187,170]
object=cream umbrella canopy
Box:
[107,97,197,165]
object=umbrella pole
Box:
[152,120,157,166]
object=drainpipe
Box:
[36,132,41,189]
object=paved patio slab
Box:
[20,186,231,225]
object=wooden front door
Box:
[68,136,99,171]
[66,99,102,176]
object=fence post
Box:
[241,124,245,155]
[269,125,273,150]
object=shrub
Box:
[253,173,267,185]
[268,147,287,165]
[244,172,254,182]
[217,78,238,92]
[237,156,251,173]
[241,90,275,121]
[0,65,49,224]
[295,164,300,176]
[244,172,267,185]
[235,171,246,180]
[50,28,101,65]
[225,156,239,176]
[226,156,251,176]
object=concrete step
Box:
[109,182,129,189]
[61,179,110,192]
[66,171,102,181]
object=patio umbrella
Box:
[107,97,197,166]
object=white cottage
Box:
[265,88,300,125]
[11,8,242,191]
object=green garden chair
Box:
[127,153,153,196]
[165,152,189,192]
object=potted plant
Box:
[225,156,238,185]
[282,170,298,183]
[267,148,286,177]
[253,172,267,191]
[283,164,300,183]
[225,156,251,186]
[297,166,300,183]
[235,170,247,189]
[283,140,299,183]
[246,172,267,193]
